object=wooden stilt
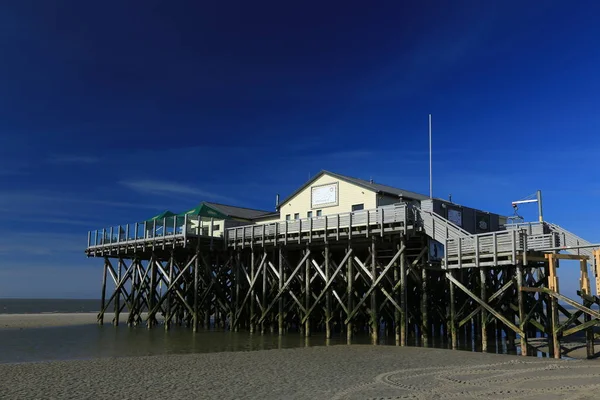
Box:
[580,259,594,358]
[261,251,267,334]
[421,267,428,347]
[165,254,174,331]
[448,270,457,349]
[399,238,407,346]
[516,263,528,356]
[250,250,256,334]
[370,237,378,344]
[278,247,284,335]
[325,243,331,339]
[98,259,108,325]
[114,258,122,326]
[394,239,401,345]
[546,254,561,359]
[346,244,353,344]
[480,266,488,352]
[193,253,199,332]
[305,246,311,337]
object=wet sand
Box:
[1,345,600,399]
[0,312,98,329]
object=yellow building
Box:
[275,170,428,222]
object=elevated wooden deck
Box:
[85,214,222,257]
[226,203,411,249]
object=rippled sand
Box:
[1,345,600,399]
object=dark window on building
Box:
[294,213,300,220]
[212,224,220,231]
[352,204,364,212]
[202,227,209,236]
[307,211,313,218]
[285,214,291,221]
[316,210,322,217]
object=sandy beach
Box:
[2,313,600,399]
[1,345,600,399]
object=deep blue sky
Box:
[1,1,599,298]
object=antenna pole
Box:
[429,114,432,199]
[537,190,543,222]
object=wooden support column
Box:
[448,270,457,349]
[480,266,488,352]
[346,243,353,343]
[516,263,528,356]
[128,259,138,326]
[193,253,200,332]
[98,259,108,325]
[233,250,241,332]
[305,246,311,337]
[278,246,284,335]
[114,258,122,326]
[370,236,378,344]
[205,254,212,329]
[261,251,267,334]
[148,257,157,329]
[250,250,256,334]
[594,250,600,297]
[421,266,428,347]
[546,254,561,359]
[394,239,401,345]
[580,258,594,358]
[165,253,174,331]
[325,243,332,339]
[399,238,407,346]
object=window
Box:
[352,204,364,212]
[294,213,300,220]
[307,211,313,218]
[212,224,220,231]
[201,227,209,236]
[316,210,322,217]
[286,214,291,221]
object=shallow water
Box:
[0,324,379,364]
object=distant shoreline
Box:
[0,312,98,330]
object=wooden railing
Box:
[86,215,224,250]
[226,203,410,246]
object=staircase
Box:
[546,222,594,259]
[417,207,470,243]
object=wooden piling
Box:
[305,246,311,337]
[114,258,122,326]
[325,243,332,339]
[346,244,353,343]
[421,267,428,347]
[399,238,407,346]
[99,260,107,325]
[250,250,256,334]
[193,254,199,332]
[480,266,488,352]
[370,236,378,344]
[278,246,284,335]
[448,270,457,349]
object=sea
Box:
[0,299,559,364]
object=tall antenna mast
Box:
[429,113,432,199]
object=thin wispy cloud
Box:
[119,180,237,203]
[47,154,100,164]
